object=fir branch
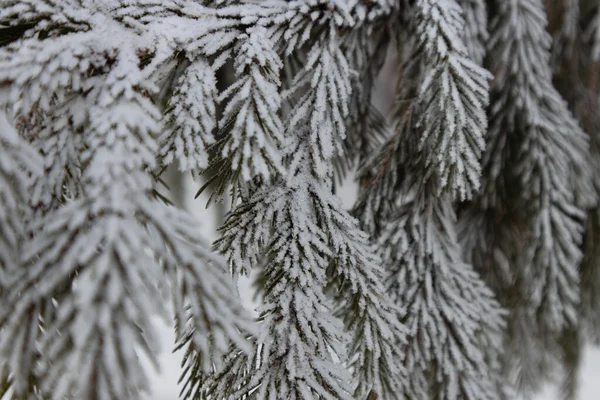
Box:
[380,187,506,400]
[487,0,588,332]
[314,185,407,400]
[458,0,489,65]
[159,57,217,172]
[413,0,492,200]
[205,26,285,201]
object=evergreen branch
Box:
[413,0,492,200]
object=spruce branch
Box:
[413,0,493,201]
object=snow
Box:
[0,1,598,398]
